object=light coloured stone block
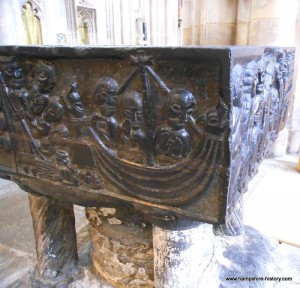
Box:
[237,0,252,22]
[198,0,208,25]
[199,25,206,45]
[205,23,236,45]
[182,28,193,45]
[236,22,249,45]
[249,19,296,46]
[182,0,192,28]
[206,0,238,23]
[251,0,298,21]
[192,25,200,44]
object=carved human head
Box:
[265,62,276,90]
[256,58,266,95]
[55,150,71,165]
[166,88,196,131]
[121,90,143,130]
[232,64,244,106]
[275,50,287,81]
[33,60,57,93]
[94,77,118,117]
[49,124,69,145]
[0,56,24,89]
[30,94,48,116]
[43,96,65,123]
[243,61,258,96]
[67,82,85,118]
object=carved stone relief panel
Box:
[0,46,295,225]
[228,47,295,215]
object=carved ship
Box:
[0,46,295,224]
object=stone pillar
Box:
[104,0,115,45]
[182,0,194,45]
[236,0,252,45]
[28,193,78,286]
[95,0,108,45]
[86,206,154,288]
[0,0,25,45]
[112,0,122,45]
[120,0,132,45]
[153,222,213,288]
[165,0,178,45]
[150,0,164,45]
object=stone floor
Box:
[0,155,299,287]
[244,155,300,247]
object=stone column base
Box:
[86,206,154,288]
[86,208,288,288]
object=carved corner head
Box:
[166,88,196,131]
[94,77,118,117]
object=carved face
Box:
[256,60,265,96]
[265,62,276,90]
[43,98,65,123]
[70,92,85,118]
[56,150,71,165]
[3,60,24,89]
[34,61,57,93]
[277,54,288,81]
[49,124,69,145]
[122,91,143,130]
[243,62,258,96]
[30,95,48,116]
[95,78,118,117]
[96,89,117,117]
[167,89,195,131]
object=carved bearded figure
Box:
[238,61,258,190]
[29,60,57,116]
[154,88,196,165]
[0,56,31,157]
[117,90,145,164]
[91,77,118,147]
[0,56,29,113]
[265,62,279,144]
[36,97,66,156]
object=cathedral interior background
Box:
[0,1,300,287]
[1,0,298,156]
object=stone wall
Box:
[181,0,300,155]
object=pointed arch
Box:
[22,1,46,45]
[77,7,97,45]
[22,2,42,44]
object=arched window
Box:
[77,8,96,45]
[22,1,43,45]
